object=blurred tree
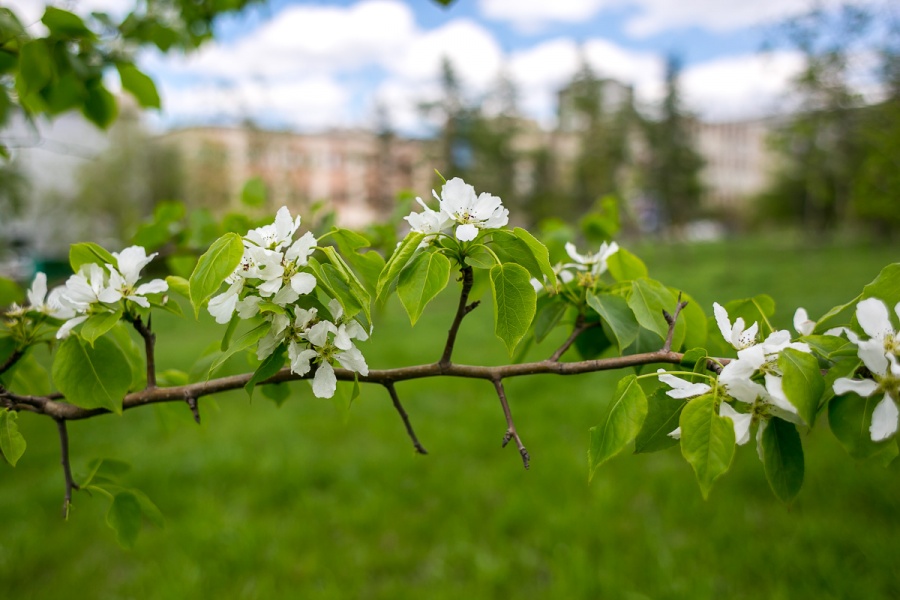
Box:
[0,158,28,216]
[639,55,705,231]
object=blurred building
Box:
[158,126,432,229]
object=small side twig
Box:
[0,348,23,377]
[439,266,476,369]
[549,315,593,362]
[132,315,157,389]
[493,378,529,470]
[384,382,427,455]
[661,293,689,353]
[55,418,79,519]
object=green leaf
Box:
[17,40,53,97]
[131,488,165,529]
[82,458,131,487]
[587,292,639,351]
[220,314,240,351]
[245,344,287,399]
[106,323,145,391]
[208,320,269,376]
[80,308,123,346]
[397,250,451,325]
[320,246,371,326]
[70,242,117,272]
[376,232,425,302]
[116,63,160,109]
[513,228,557,287]
[761,418,805,504]
[677,291,708,350]
[52,336,131,414]
[464,245,496,269]
[626,278,676,340]
[723,295,775,336]
[0,410,26,467]
[829,392,895,459]
[490,231,546,284]
[574,325,612,359]
[861,263,900,310]
[778,348,824,427]
[310,260,363,322]
[634,388,684,454]
[263,382,291,406]
[165,276,190,299]
[607,248,648,281]
[533,295,568,343]
[106,491,142,549]
[589,375,648,477]
[489,263,536,354]
[0,353,51,396]
[679,394,735,499]
[82,82,118,128]
[42,7,93,37]
[188,233,244,318]
[328,229,385,295]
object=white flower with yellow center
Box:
[436,177,508,242]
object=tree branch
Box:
[549,315,594,362]
[7,348,706,421]
[494,378,529,469]
[131,315,157,389]
[55,418,78,519]
[384,382,427,455]
[439,266,476,369]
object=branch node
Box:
[662,293,689,353]
[493,379,529,470]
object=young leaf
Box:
[761,418,805,504]
[513,227,557,287]
[309,260,364,322]
[376,232,425,301]
[116,63,160,109]
[779,347,825,427]
[70,242,117,272]
[489,263,536,354]
[634,388,684,454]
[80,308,123,346]
[0,410,26,467]
[829,393,895,459]
[533,295,568,343]
[626,278,675,340]
[397,250,451,325]
[607,248,648,281]
[208,320,269,376]
[679,394,735,499]
[464,246,496,269]
[589,375,648,476]
[587,292,639,351]
[490,231,546,283]
[861,263,900,309]
[188,232,244,318]
[52,336,131,414]
[42,7,93,37]
[245,344,287,399]
[106,491,142,549]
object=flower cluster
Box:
[207,207,369,399]
[530,241,619,292]
[53,246,168,338]
[661,302,813,454]
[405,177,509,242]
[832,298,900,442]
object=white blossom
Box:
[436,177,509,242]
[106,246,168,308]
[245,206,301,251]
[405,196,453,238]
[25,272,74,319]
[713,302,759,350]
[564,242,619,277]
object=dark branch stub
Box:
[55,418,79,519]
[185,395,201,424]
[662,293,689,353]
[385,382,427,455]
[493,378,529,470]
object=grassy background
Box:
[2,235,899,599]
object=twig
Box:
[493,378,529,469]
[661,293,689,353]
[132,315,157,389]
[0,348,23,376]
[185,395,201,424]
[55,418,79,519]
[384,382,427,455]
[549,315,593,362]
[439,266,476,369]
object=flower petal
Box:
[312,361,337,398]
[833,377,879,397]
[719,402,752,445]
[857,297,891,340]
[713,302,732,344]
[27,272,48,308]
[870,395,899,442]
[455,223,479,242]
[857,339,889,376]
[793,307,815,336]
[290,272,317,295]
[56,315,87,339]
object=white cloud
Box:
[479,0,609,32]
[480,0,861,37]
[679,52,805,121]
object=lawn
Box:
[1,235,899,599]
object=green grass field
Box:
[2,236,899,599]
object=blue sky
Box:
[17,0,844,132]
